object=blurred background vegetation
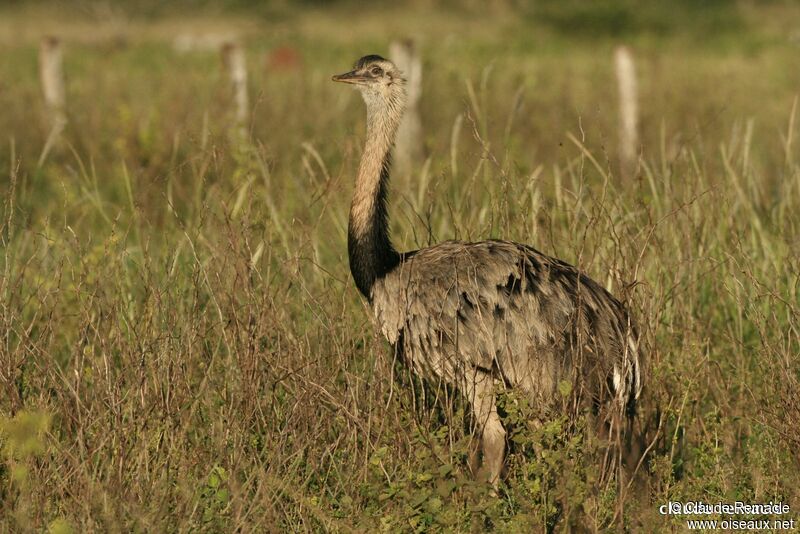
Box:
[0,0,799,532]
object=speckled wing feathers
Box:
[371,240,641,414]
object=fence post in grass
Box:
[39,36,67,139]
[221,41,249,141]
[614,45,639,180]
[390,38,424,178]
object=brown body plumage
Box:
[333,55,642,488]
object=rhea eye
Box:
[370,66,383,76]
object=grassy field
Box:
[1,1,799,531]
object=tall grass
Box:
[1,4,799,532]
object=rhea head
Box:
[333,55,406,116]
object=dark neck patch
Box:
[348,153,399,299]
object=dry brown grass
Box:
[1,3,799,532]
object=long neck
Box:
[348,93,404,300]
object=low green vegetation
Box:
[1,1,799,531]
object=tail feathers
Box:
[612,332,642,417]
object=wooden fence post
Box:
[614,45,639,179]
[221,41,249,141]
[390,38,424,177]
[39,36,67,137]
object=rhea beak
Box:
[332,70,367,85]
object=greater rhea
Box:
[333,55,643,488]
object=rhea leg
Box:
[466,370,506,489]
